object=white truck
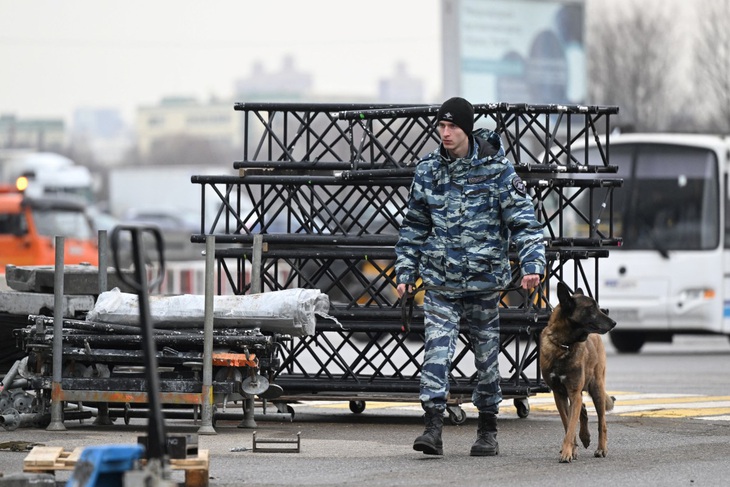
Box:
[0,150,94,204]
[106,164,230,270]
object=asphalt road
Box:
[1,335,729,487]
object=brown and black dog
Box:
[540,282,617,463]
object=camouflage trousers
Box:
[420,290,501,414]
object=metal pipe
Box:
[109,408,291,422]
[233,161,352,171]
[251,234,263,295]
[190,173,412,186]
[98,229,108,293]
[0,409,54,431]
[198,236,216,435]
[50,333,271,348]
[0,359,21,393]
[27,315,201,335]
[335,103,618,121]
[234,101,419,112]
[240,234,264,429]
[5,379,29,389]
[195,234,398,246]
[94,231,114,425]
[47,236,66,431]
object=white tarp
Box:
[86,287,338,336]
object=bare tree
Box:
[587,0,684,132]
[693,0,730,133]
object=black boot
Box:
[413,408,444,455]
[470,412,499,456]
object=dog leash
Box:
[399,283,528,333]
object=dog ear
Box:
[574,288,585,296]
[557,282,576,314]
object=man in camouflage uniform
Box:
[395,97,545,456]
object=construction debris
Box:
[252,431,301,453]
[87,287,336,336]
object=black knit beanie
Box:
[437,97,474,136]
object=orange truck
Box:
[0,185,98,272]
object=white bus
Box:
[563,133,729,353]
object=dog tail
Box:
[606,395,616,412]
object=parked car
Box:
[122,208,199,232]
[120,208,201,261]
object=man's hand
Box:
[397,283,413,298]
[520,274,541,290]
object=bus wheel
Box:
[609,330,646,354]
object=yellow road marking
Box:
[610,395,730,406]
[302,393,730,420]
[621,407,730,418]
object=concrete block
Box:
[5,265,136,295]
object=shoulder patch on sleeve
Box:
[512,176,526,196]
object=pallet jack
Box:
[66,225,178,487]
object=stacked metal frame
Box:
[191,102,620,419]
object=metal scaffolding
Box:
[190,101,620,420]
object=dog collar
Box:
[548,335,571,352]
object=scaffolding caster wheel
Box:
[446,406,467,425]
[123,403,132,425]
[349,400,366,414]
[514,398,530,418]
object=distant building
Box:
[234,56,313,101]
[135,97,241,159]
[135,57,315,162]
[71,108,134,166]
[0,115,65,151]
[73,108,126,139]
[378,62,425,104]
[135,55,428,164]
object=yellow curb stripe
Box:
[620,407,730,418]
[303,394,730,420]
[523,395,730,409]
[609,396,730,406]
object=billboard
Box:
[442,0,585,104]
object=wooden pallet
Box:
[23,446,83,471]
[23,445,209,487]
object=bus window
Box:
[621,144,719,251]
[573,143,719,250]
[590,145,634,238]
[563,145,633,239]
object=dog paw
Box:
[559,447,577,463]
[594,448,607,458]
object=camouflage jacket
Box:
[395,129,545,294]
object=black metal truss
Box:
[189,102,620,405]
[272,321,546,399]
[232,101,618,170]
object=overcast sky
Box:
[0,0,441,124]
